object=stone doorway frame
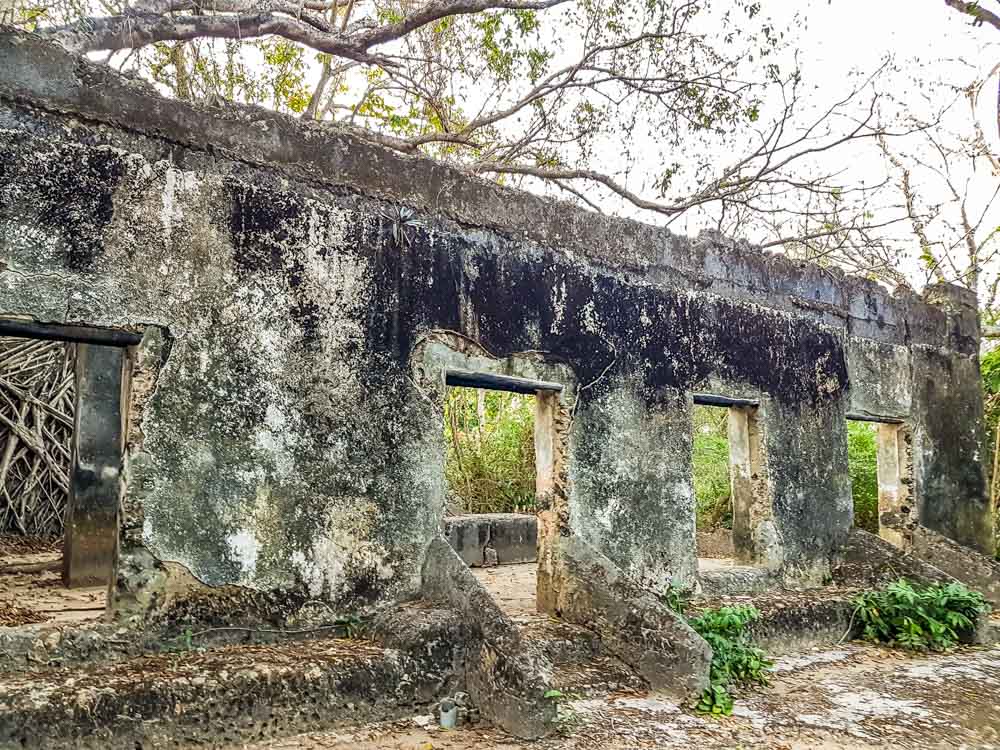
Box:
[845,411,914,548]
[0,318,138,588]
[410,331,577,613]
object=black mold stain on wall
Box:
[221,182,849,413]
[228,184,322,342]
[0,142,124,271]
[340,219,850,410]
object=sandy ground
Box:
[471,564,538,619]
[471,560,758,619]
[231,643,1000,750]
[0,539,105,626]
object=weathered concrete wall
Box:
[0,33,992,615]
[911,525,1000,606]
[444,514,537,567]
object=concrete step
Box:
[690,587,858,655]
[0,636,442,749]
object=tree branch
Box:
[40,0,569,55]
[944,0,1000,32]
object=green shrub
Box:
[847,421,879,533]
[687,605,772,716]
[692,405,732,530]
[853,579,989,652]
[443,387,536,514]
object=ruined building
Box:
[0,31,997,749]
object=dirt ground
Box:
[471,564,537,619]
[471,560,758,617]
[230,643,1000,750]
[0,537,105,626]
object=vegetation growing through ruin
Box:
[847,422,879,534]
[853,579,988,652]
[692,405,732,531]
[687,605,772,716]
[980,346,1000,559]
[443,387,536,514]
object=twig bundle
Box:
[0,337,75,539]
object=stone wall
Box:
[0,33,992,618]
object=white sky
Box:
[617,0,1000,290]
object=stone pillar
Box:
[534,389,568,615]
[728,406,775,565]
[565,386,698,590]
[876,423,914,549]
[63,344,125,588]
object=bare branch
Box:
[944,0,1000,32]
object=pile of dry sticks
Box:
[0,336,75,539]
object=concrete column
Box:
[877,423,914,549]
[728,407,753,559]
[915,283,994,553]
[728,406,775,566]
[62,344,125,588]
[534,390,557,502]
[534,389,566,615]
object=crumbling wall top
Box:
[0,30,972,354]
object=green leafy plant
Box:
[543,688,580,735]
[335,615,367,639]
[164,627,196,653]
[980,347,1000,560]
[687,605,772,716]
[659,581,693,616]
[853,579,989,652]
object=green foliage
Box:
[660,582,693,616]
[256,39,312,113]
[687,605,772,716]
[336,615,367,639]
[847,421,879,534]
[978,348,1000,559]
[444,387,536,514]
[141,39,310,113]
[472,9,547,84]
[691,405,732,530]
[981,347,1000,398]
[853,579,988,652]
[543,688,581,735]
[165,627,196,653]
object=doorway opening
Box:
[443,386,537,516]
[691,394,768,572]
[0,321,136,627]
[441,368,561,619]
[692,403,733,568]
[846,415,910,544]
[847,420,879,533]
